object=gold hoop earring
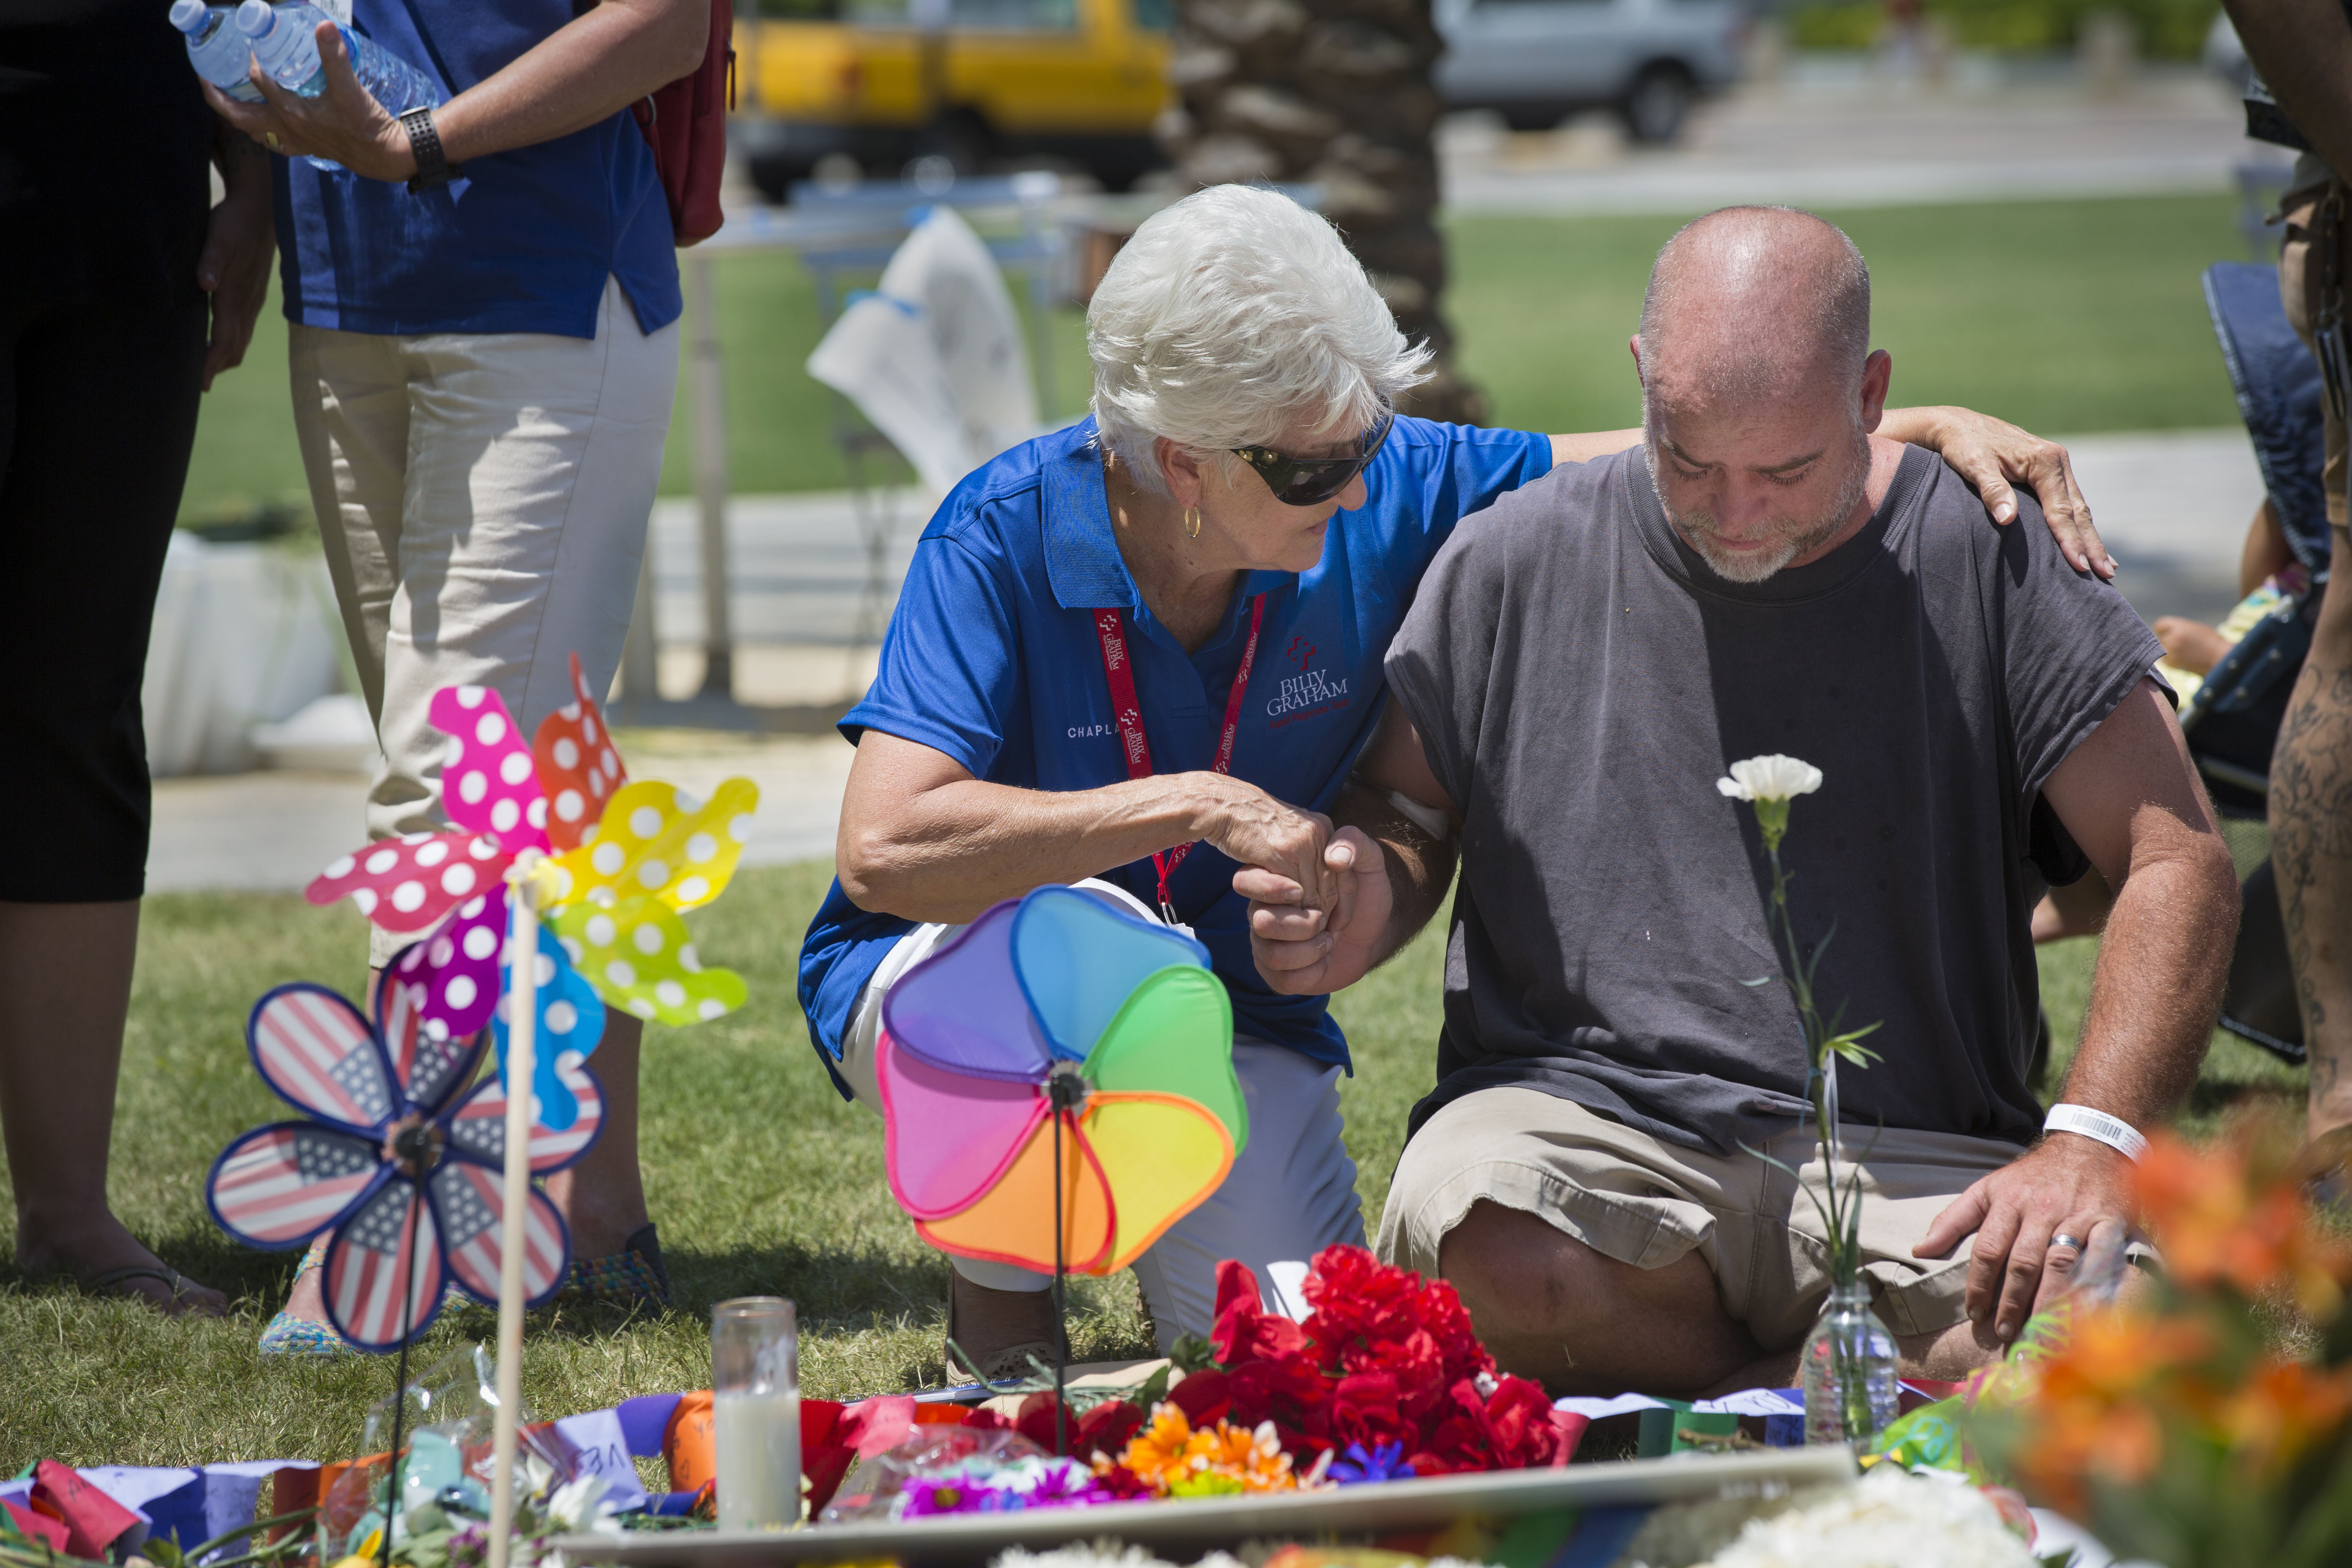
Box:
[1183,505,1202,539]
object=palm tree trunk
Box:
[1159,0,1486,423]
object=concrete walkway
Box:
[146,425,2263,894]
[150,733,855,895]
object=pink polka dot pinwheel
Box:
[205,969,600,1352]
[304,654,759,1130]
[877,886,1250,1275]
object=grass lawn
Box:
[178,193,2248,521]
[0,862,2303,1472]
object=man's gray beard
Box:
[1644,431,1872,585]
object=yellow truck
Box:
[733,0,1174,199]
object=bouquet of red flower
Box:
[996,1245,1580,1496]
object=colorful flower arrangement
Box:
[898,1457,1122,1517]
[827,1246,1579,1520]
[1967,1116,2352,1568]
[1086,1245,1578,1495]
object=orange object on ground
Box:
[664,1391,717,1495]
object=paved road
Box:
[1437,63,2287,216]
[150,426,2261,894]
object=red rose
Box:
[1328,1371,1409,1450]
[1275,1420,1334,1460]
[1303,1246,1425,1368]
[1167,1366,1233,1428]
[1344,1325,1449,1418]
[1480,1375,1561,1468]
[1414,1277,1494,1382]
[1226,1350,1333,1431]
[1078,1398,1146,1460]
[1212,1260,1312,1368]
[1013,1392,1066,1453]
[1215,1258,1264,1321]
[1419,1376,1562,1472]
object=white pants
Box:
[841,883,1366,1347]
[290,276,681,965]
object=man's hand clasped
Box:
[1913,1131,2139,1342]
[205,23,419,183]
[1236,828,1393,997]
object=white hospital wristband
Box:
[2044,1103,2149,1162]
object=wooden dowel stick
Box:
[486,864,543,1568]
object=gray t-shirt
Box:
[1385,444,2165,1156]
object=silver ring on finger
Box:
[2049,1232,2085,1255]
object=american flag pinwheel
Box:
[303,655,759,1130]
[205,970,602,1351]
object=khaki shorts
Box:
[1374,1087,2019,1348]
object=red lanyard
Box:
[1092,592,1267,921]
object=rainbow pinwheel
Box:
[305,655,757,1127]
[876,885,1248,1276]
[205,970,601,1351]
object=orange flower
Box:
[2021,1394,2166,1518]
[1196,1417,1298,1492]
[2136,1134,2251,1287]
[1112,1403,1218,1492]
[2136,1130,2352,1316]
[2212,1359,2352,1478]
[2008,1307,2211,1515]
[2035,1310,2213,1405]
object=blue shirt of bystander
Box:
[273,0,682,338]
[796,414,1552,1094]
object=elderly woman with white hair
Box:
[797,184,2108,1374]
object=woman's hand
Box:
[204,24,415,183]
[1885,405,2115,579]
[1196,775,1336,913]
[198,133,276,391]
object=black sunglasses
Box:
[1230,402,1396,506]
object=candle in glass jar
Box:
[711,1297,800,1530]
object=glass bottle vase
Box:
[1801,1280,1898,1446]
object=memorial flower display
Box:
[1971,1115,2352,1568]
[982,1246,1580,1496]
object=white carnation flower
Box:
[1715,754,1824,804]
[1699,1467,2038,1568]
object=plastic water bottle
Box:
[169,0,266,103]
[235,0,440,116]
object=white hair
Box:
[1087,184,1430,493]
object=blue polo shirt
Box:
[796,415,1552,1091]
[274,0,681,338]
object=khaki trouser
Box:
[290,276,680,963]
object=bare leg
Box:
[2152,617,2230,675]
[0,899,225,1315]
[2272,525,2352,1143]
[541,1011,647,1257]
[1437,1200,1763,1397]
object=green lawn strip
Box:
[180,194,2248,523]
[0,861,2296,1469]
[1444,194,2246,438]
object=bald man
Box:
[1242,206,2239,1394]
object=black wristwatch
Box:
[401,107,461,192]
